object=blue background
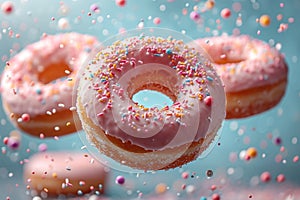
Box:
[0,0,299,199]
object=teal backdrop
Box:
[0,0,299,199]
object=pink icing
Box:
[77,35,225,151]
[1,33,99,116]
[194,35,288,92]
[24,151,108,183]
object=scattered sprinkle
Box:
[155,183,168,194]
[115,175,125,185]
[260,171,271,183]
[220,8,231,19]
[116,0,126,7]
[1,1,14,14]
[259,14,271,27]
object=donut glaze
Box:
[194,35,288,119]
[23,152,108,197]
[1,33,99,137]
[76,34,225,170]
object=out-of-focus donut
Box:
[1,33,99,137]
[194,35,288,119]
[23,151,109,197]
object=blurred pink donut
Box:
[194,35,288,119]
[23,151,109,197]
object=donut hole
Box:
[132,88,174,109]
[117,63,180,108]
[37,61,73,84]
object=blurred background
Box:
[0,0,299,199]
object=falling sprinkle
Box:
[1,1,14,14]
[206,169,214,177]
[276,174,285,183]
[21,113,30,122]
[6,136,20,150]
[90,4,100,13]
[190,11,200,21]
[116,0,126,7]
[246,147,258,159]
[115,175,125,185]
[38,143,48,152]
[259,14,271,27]
[293,156,299,163]
[181,172,189,179]
[58,18,70,30]
[220,8,231,19]
[155,183,168,194]
[153,17,161,25]
[212,193,220,200]
[260,171,271,183]
[205,0,215,10]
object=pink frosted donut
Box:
[194,35,288,119]
[1,33,99,137]
[23,151,109,197]
[76,34,226,170]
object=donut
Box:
[76,33,226,170]
[1,33,99,137]
[23,151,109,197]
[193,35,288,119]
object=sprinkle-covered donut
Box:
[23,152,109,197]
[76,32,226,170]
[1,33,99,137]
[194,35,288,119]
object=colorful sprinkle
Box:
[6,136,20,150]
[220,8,231,19]
[211,184,217,191]
[21,113,30,122]
[276,174,285,183]
[293,155,299,163]
[153,17,161,25]
[206,169,214,177]
[205,0,215,10]
[116,0,126,7]
[1,1,14,14]
[259,14,271,27]
[260,171,271,183]
[190,11,200,21]
[90,4,100,13]
[38,143,48,152]
[204,96,213,106]
[181,171,189,179]
[246,147,258,159]
[273,137,282,145]
[115,175,125,185]
[58,18,70,30]
[212,193,221,200]
[3,137,9,145]
[75,189,82,196]
[155,183,168,194]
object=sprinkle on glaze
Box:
[195,35,288,93]
[1,33,99,117]
[78,34,225,151]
